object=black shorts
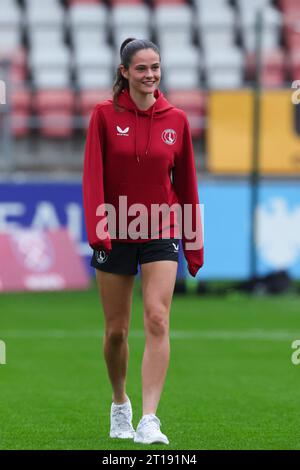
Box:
[91,238,180,275]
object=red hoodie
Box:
[83,88,204,277]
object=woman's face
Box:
[121,48,161,96]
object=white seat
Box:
[0,30,21,50]
[24,0,62,9]
[194,0,230,10]
[206,72,244,88]
[156,30,193,48]
[28,29,65,47]
[113,29,151,49]
[163,71,201,90]
[0,1,22,27]
[196,6,236,49]
[77,70,113,90]
[154,6,193,44]
[71,29,107,50]
[239,6,282,52]
[74,46,114,70]
[33,70,71,89]
[68,4,108,29]
[204,46,244,89]
[111,5,150,28]
[26,3,64,29]
[161,46,200,71]
[237,0,272,12]
[30,45,71,69]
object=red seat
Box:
[166,89,206,138]
[11,87,31,138]
[245,50,286,87]
[279,0,300,13]
[289,50,300,79]
[78,89,112,128]
[34,90,75,138]
[0,47,27,84]
[283,13,300,50]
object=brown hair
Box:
[112,38,161,111]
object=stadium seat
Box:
[0,48,27,85]
[289,50,300,80]
[77,70,113,90]
[204,47,244,89]
[284,13,300,50]
[0,0,22,50]
[111,5,151,47]
[196,4,236,50]
[74,45,114,90]
[162,45,201,90]
[239,5,282,52]
[110,0,144,5]
[167,89,206,138]
[163,71,201,90]
[68,3,108,48]
[33,70,71,89]
[34,89,75,138]
[278,0,300,13]
[153,0,186,5]
[29,45,71,89]
[245,49,286,87]
[29,46,71,73]
[78,89,112,127]
[28,29,65,48]
[113,29,152,50]
[68,3,108,29]
[25,2,65,30]
[154,5,193,46]
[11,87,31,138]
[237,0,272,11]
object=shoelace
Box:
[140,416,161,438]
[112,407,132,431]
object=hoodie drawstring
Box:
[145,107,155,157]
[134,109,139,162]
[134,106,155,163]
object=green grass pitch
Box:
[0,281,299,450]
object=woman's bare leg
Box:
[140,261,178,416]
[95,270,135,405]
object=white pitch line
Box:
[0,330,299,341]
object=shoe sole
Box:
[110,432,136,439]
[134,437,169,445]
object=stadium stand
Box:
[0,0,296,173]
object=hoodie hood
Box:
[117,88,174,162]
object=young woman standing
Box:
[83,38,203,445]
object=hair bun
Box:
[120,38,136,58]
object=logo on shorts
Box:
[95,250,108,264]
[162,129,177,145]
[172,243,179,252]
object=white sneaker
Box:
[134,414,169,445]
[110,396,136,439]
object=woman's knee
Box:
[144,306,169,337]
[105,325,129,345]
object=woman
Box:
[83,38,203,445]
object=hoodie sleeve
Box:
[82,105,112,252]
[173,114,204,277]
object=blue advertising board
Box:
[0,179,299,279]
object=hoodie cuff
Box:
[188,263,201,277]
[90,238,112,253]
